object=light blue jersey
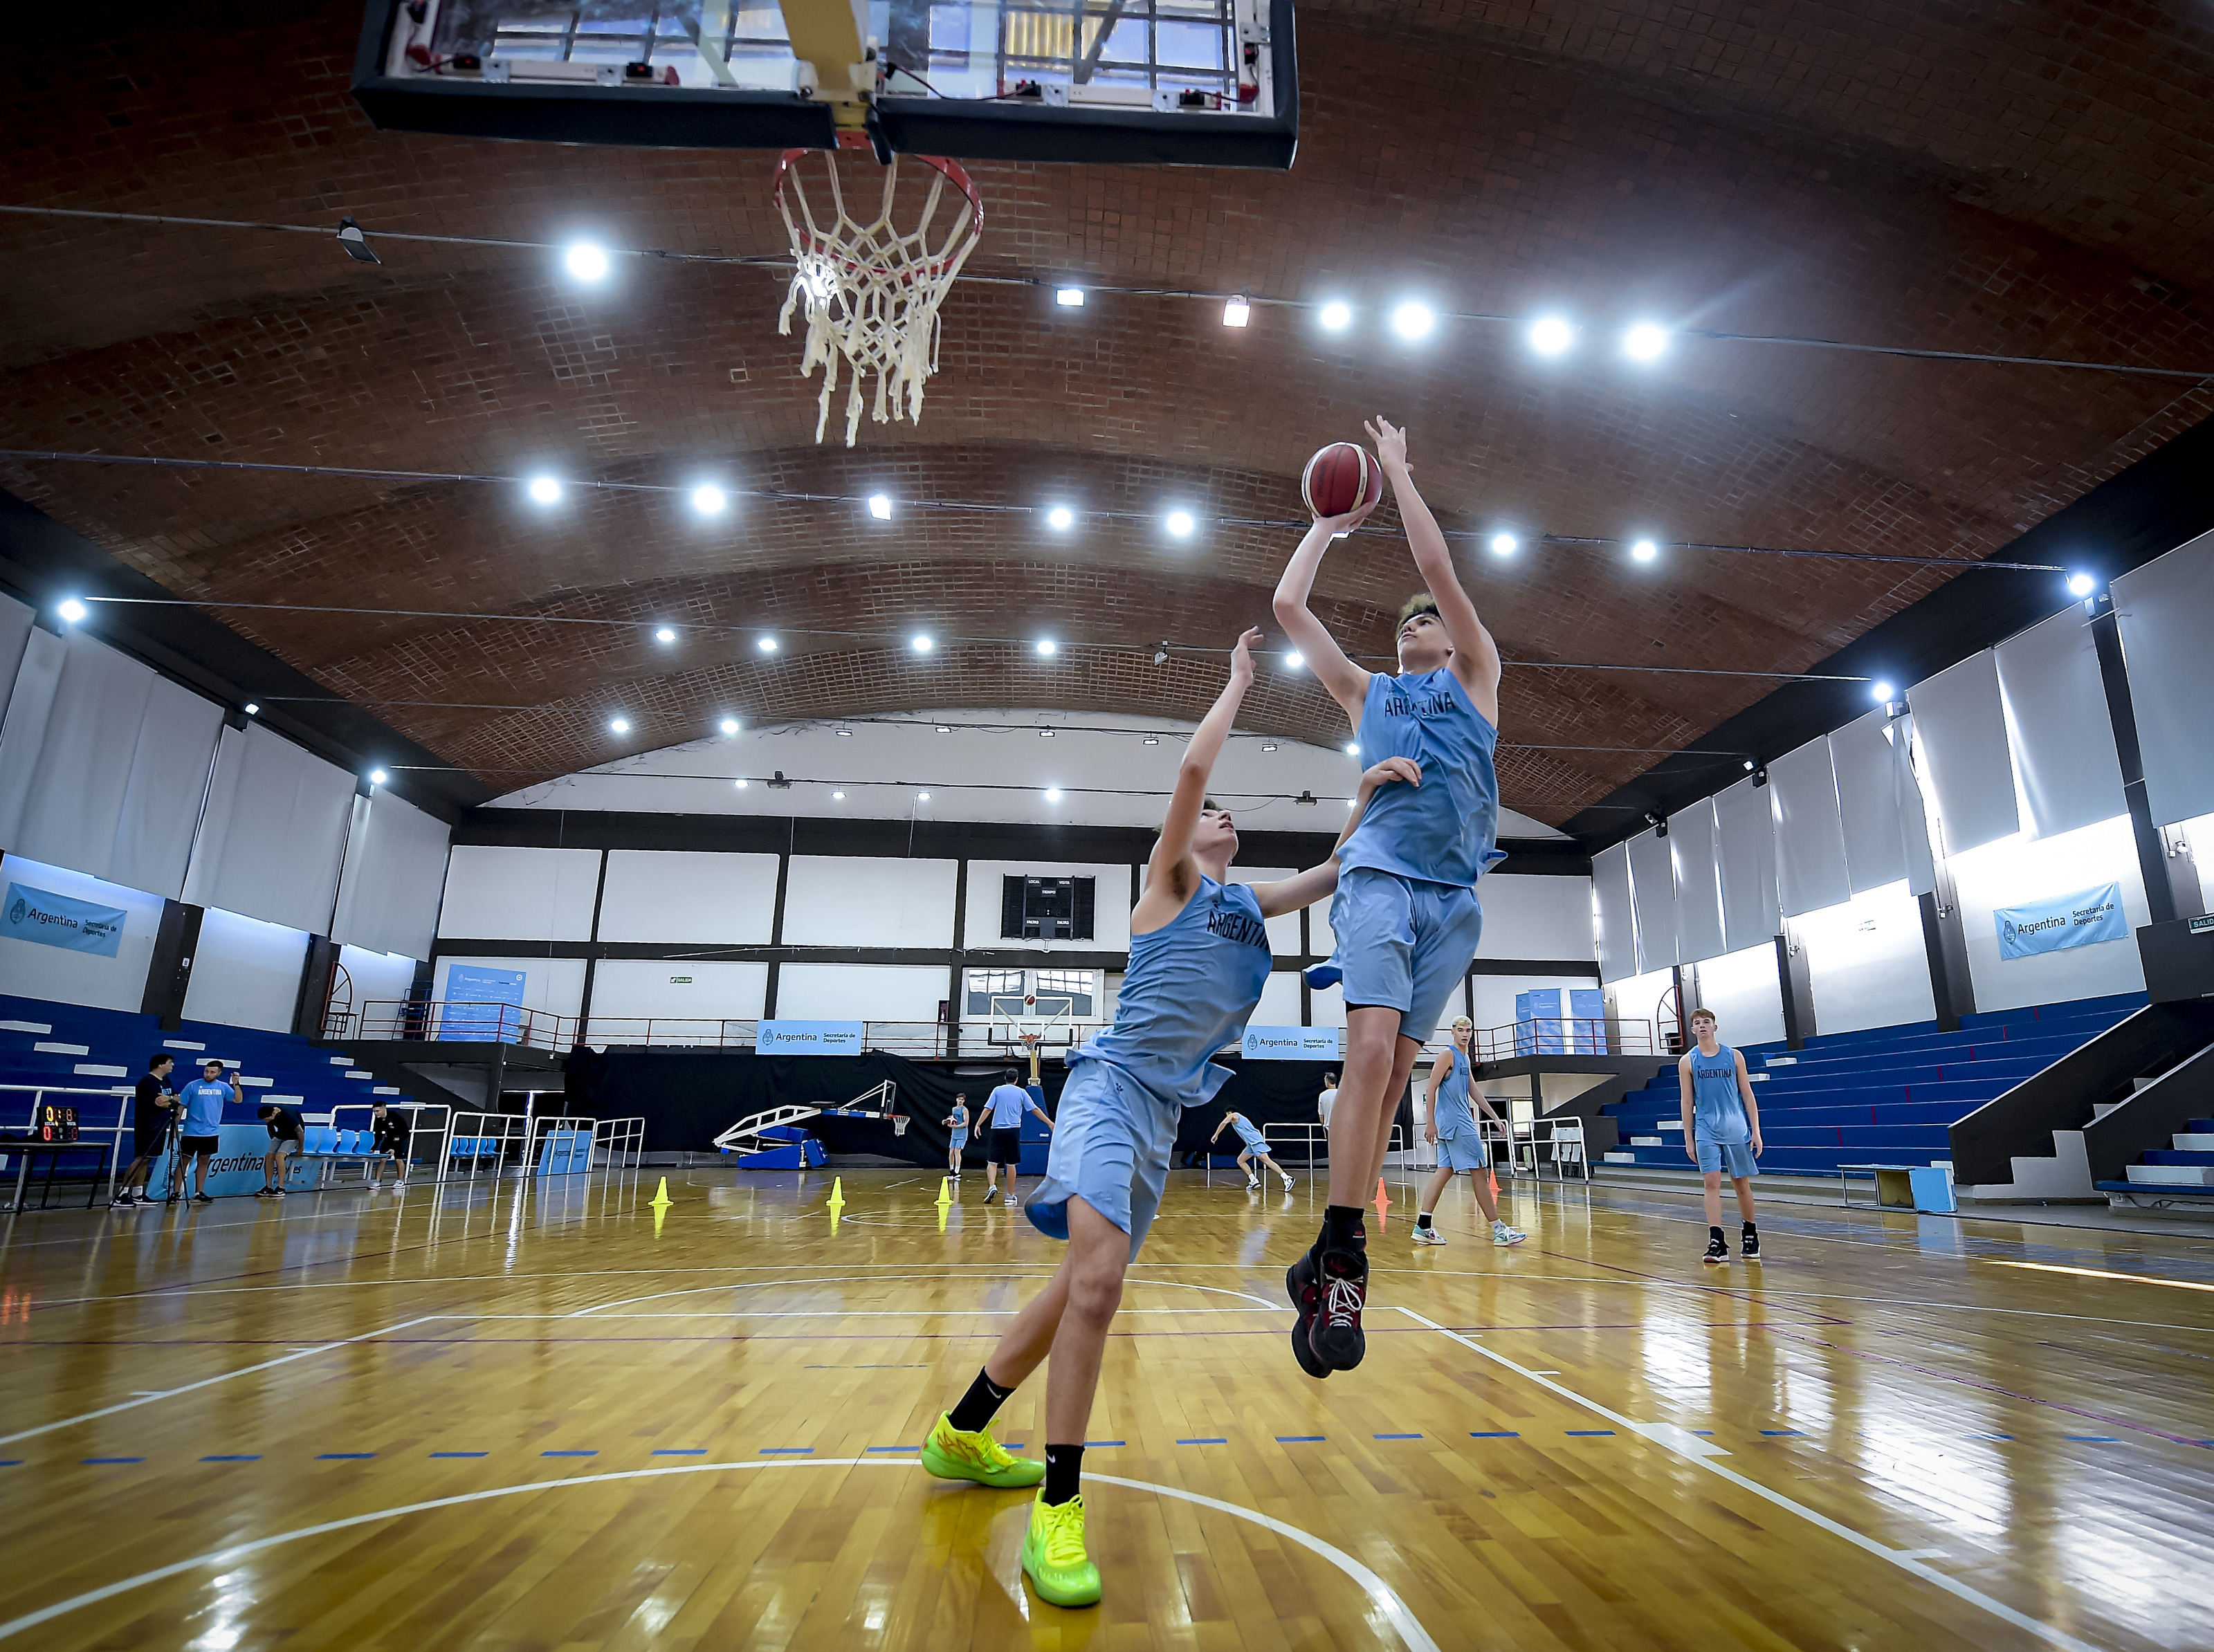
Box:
[178,1078,233,1135]
[1687,1043,1750,1144]
[1431,1045,1476,1138]
[1230,1115,1267,1153]
[1074,877,1274,1108]
[985,1083,1029,1127]
[1339,666,1500,889]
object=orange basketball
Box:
[1300,442,1383,517]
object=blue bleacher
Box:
[1602,991,2147,1177]
[0,993,421,1155]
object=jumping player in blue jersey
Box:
[1678,1008,1764,1263]
[1273,415,1506,1375]
[913,625,1409,1611]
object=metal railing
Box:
[333,1005,966,1057]
[327,1101,452,1187]
[442,1110,531,1179]
[0,1085,131,1211]
[593,1115,646,1168]
[1463,1016,1657,1063]
[527,1113,597,1175]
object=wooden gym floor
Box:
[2,1164,2212,1651]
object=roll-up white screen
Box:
[107,675,223,897]
[1769,737,1852,916]
[1714,775,1780,953]
[185,722,357,933]
[1829,708,1905,894]
[1670,798,1726,964]
[1907,650,2019,854]
[331,789,453,960]
[0,628,66,852]
[1593,843,1637,983]
[1893,715,1937,897]
[1994,603,2128,840]
[0,595,33,721]
[1627,827,1679,971]
[2113,528,2214,828]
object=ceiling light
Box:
[243,702,259,715]
[1047,506,1074,530]
[1318,301,1353,331]
[917,791,929,802]
[757,636,778,653]
[1622,323,1669,362]
[1871,680,1896,701]
[735,777,748,789]
[935,724,951,733]
[1743,760,1755,771]
[1346,796,1357,808]
[1489,533,1519,556]
[1345,742,1360,755]
[691,484,726,515]
[719,717,740,735]
[1223,295,1251,327]
[1043,787,1063,802]
[833,790,845,800]
[2067,571,2098,597]
[868,493,893,520]
[565,241,610,282]
[527,475,562,506]
[910,633,934,654]
[1261,742,1279,753]
[56,597,87,624]
[1390,301,1436,340]
[1036,639,1057,656]
[834,726,853,737]
[610,717,631,734]
[1284,651,1304,670]
[336,217,378,264]
[369,768,388,785]
[1039,728,1056,738]
[1142,735,1160,746]
[1054,286,1085,307]
[1630,538,1659,562]
[1529,315,1575,355]
[654,626,676,643]
[1165,510,1196,537]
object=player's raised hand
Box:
[1313,492,1380,540]
[1363,755,1421,789]
[1228,625,1262,686]
[1364,416,1409,472]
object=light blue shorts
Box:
[949,1129,969,1149]
[1437,1128,1489,1171]
[1025,1061,1178,1263]
[1696,1136,1757,1178]
[1232,1126,1268,1156]
[1330,867,1484,1041]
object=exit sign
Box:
[2190,916,2214,937]
[669,975,693,983]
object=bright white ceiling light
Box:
[527,476,562,506]
[757,636,778,653]
[56,597,87,623]
[917,791,929,802]
[1047,506,1074,530]
[1260,742,1279,753]
[1142,735,1160,746]
[1344,742,1360,755]
[1054,286,1085,307]
[834,726,852,737]
[1223,295,1251,327]
[610,717,630,734]
[654,626,676,643]
[1038,727,1056,738]
[1871,680,1896,701]
[2067,571,2097,597]
[564,241,610,282]
[734,777,749,789]
[910,633,934,653]
[369,769,388,786]
[1630,538,1659,562]
[1622,323,1669,362]
[868,493,893,521]
[1318,301,1353,331]
[832,791,845,800]
[1036,639,1057,656]
[1165,510,1196,538]
[935,724,951,733]
[719,717,740,735]
[1043,787,1063,802]
[1489,533,1519,556]
[1390,300,1436,340]
[1284,651,1305,671]
[244,702,260,715]
[691,484,727,515]
[1528,315,1575,356]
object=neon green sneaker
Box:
[1021,1492,1102,1607]
[919,1413,1045,1489]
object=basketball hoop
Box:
[774,140,984,447]
[891,1114,909,1137]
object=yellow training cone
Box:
[935,1177,953,1210]
[827,1177,846,1214]
[649,1177,673,1210]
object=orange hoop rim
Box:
[772,143,985,241]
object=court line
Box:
[564,1275,1280,1316]
[0,1459,1438,1651]
[1398,1308,2100,1652]
[0,1315,441,1449]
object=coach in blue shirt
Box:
[174,1060,236,1204]
[981,1067,1053,1206]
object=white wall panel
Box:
[1252,969,1305,1029]
[436,847,601,942]
[966,861,1133,952]
[596,850,779,944]
[0,854,163,1013]
[1305,980,1347,1028]
[589,960,768,1038]
[184,723,356,932]
[1604,966,1677,1042]
[1627,828,1679,971]
[783,856,957,948]
[1669,800,1727,964]
[776,963,948,1022]
[2114,528,2214,827]
[1476,874,1595,962]
[1593,844,1637,983]
[336,945,417,1016]
[1714,775,1782,953]
[182,906,309,1034]
[1231,869,1302,956]
[1792,881,1935,1036]
[1769,739,1853,917]
[1829,710,1907,894]
[1687,943,1786,1049]
[331,790,452,960]
[1950,816,2149,1013]
[1995,603,2128,841]
[431,954,587,1021]
[1908,650,2020,854]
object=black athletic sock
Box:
[1414,1211,1434,1231]
[1709,1225,1726,1243]
[1321,1204,1367,1253]
[947,1367,1016,1434]
[1742,1220,1758,1238]
[1043,1443,1084,1506]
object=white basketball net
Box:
[774,147,983,447]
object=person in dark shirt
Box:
[112,1054,176,1209]
[257,1101,304,1199]
[369,1100,412,1189]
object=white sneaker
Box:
[1245,1176,1262,1192]
[1411,1224,1446,1246]
[1280,1173,1295,1191]
[1492,1222,1528,1246]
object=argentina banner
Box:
[1995,883,2128,960]
[1,883,127,957]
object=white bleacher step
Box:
[36,1041,90,1056]
[265,1094,304,1104]
[163,1039,207,1052]
[0,1019,53,1034]
[329,1056,351,1065]
[1603,1151,1638,1164]
[2176,1135,2214,1151]
[1747,1072,1770,1082]
[2093,1101,2126,1119]
[237,1075,271,1087]
[373,1085,401,1095]
[1658,1119,1684,1130]
[1630,1136,1663,1146]
[1765,1056,1797,1066]
[74,1063,129,1077]
[2127,1164,2214,1186]
[345,1070,374,1079]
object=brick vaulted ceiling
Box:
[3,1,2213,829]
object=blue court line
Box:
[82,1458,144,1465]
[1275,1435,1325,1443]
[1468,1431,1519,1438]
[541,1450,598,1457]
[866,1445,921,1453]
[2065,1436,2119,1442]
[1692,1431,1716,1437]
[201,1455,260,1462]
[1564,1430,1616,1437]
[1373,1433,1422,1440]
[758,1447,813,1456]
[652,1449,706,1456]
[0,1460,20,1467]
[1759,1429,1805,1437]
[1176,1438,1227,1445]
[430,1451,489,1458]
[1968,1433,2013,1441]
[317,1453,376,1460]
[1082,1440,1124,1447]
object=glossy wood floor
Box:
[3,1164,2213,1651]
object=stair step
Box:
[2128,1164,2214,1186]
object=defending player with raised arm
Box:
[1271,415,1506,1376]
[910,625,1413,1611]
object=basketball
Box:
[1300,442,1383,518]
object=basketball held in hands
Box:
[1300,442,1384,519]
